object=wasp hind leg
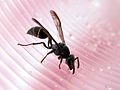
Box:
[18,42,51,49]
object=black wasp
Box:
[18,10,79,74]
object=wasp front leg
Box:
[74,57,79,68]
[72,64,75,74]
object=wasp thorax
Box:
[52,43,70,58]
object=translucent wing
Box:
[50,10,65,43]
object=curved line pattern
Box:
[0,0,120,90]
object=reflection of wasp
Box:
[18,10,79,74]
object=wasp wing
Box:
[50,10,65,44]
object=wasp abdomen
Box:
[27,26,48,39]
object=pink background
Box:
[0,0,120,90]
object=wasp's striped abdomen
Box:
[27,26,48,39]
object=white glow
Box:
[92,0,101,8]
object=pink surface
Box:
[0,0,120,90]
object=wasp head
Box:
[66,54,75,74]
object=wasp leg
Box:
[75,57,79,68]
[18,42,51,49]
[59,58,63,69]
[41,50,54,63]
[72,64,75,74]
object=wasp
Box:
[18,10,79,74]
